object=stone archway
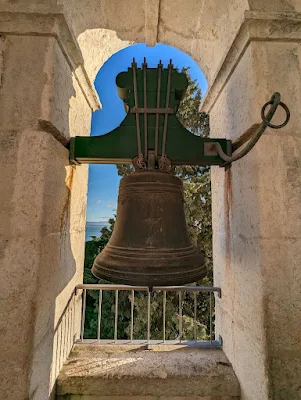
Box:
[59,0,248,84]
[1,1,301,399]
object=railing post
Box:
[114,290,119,343]
[130,290,134,343]
[80,289,87,342]
[97,290,103,341]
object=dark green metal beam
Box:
[69,116,231,165]
[69,63,232,166]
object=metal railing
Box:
[76,284,221,347]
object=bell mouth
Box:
[92,244,206,287]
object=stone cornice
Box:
[0,5,101,111]
[201,11,301,114]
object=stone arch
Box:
[59,0,250,85]
[2,2,301,399]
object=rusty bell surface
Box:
[92,170,206,287]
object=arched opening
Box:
[86,43,208,240]
[83,43,214,342]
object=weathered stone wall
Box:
[0,13,94,400]
[205,18,301,400]
[77,29,132,85]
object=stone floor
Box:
[56,344,240,399]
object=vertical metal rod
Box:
[162,60,173,156]
[61,309,65,360]
[54,324,59,383]
[132,59,142,157]
[210,292,213,343]
[143,57,148,158]
[163,290,166,343]
[66,303,70,356]
[72,294,75,344]
[67,306,71,355]
[59,321,63,370]
[130,290,134,342]
[194,292,197,342]
[179,291,182,342]
[97,290,103,341]
[55,323,61,377]
[114,290,119,343]
[63,308,68,359]
[70,295,74,346]
[155,61,162,158]
[80,289,86,342]
[147,291,151,343]
[69,301,72,352]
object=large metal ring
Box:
[261,100,290,129]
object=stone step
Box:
[56,344,240,399]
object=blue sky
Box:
[86,43,208,223]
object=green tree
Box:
[83,68,213,341]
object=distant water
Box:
[85,222,108,242]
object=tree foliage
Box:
[83,68,213,340]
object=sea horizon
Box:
[85,221,109,241]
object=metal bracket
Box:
[204,142,217,156]
[213,93,290,167]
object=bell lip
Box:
[91,248,206,287]
[91,264,207,287]
[93,244,204,266]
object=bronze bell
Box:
[92,170,206,287]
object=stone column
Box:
[0,5,100,400]
[203,11,301,400]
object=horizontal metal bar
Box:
[75,339,222,348]
[76,284,150,291]
[76,284,221,295]
[130,107,175,114]
[153,286,221,294]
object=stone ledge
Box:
[59,397,239,400]
[56,344,240,399]
[58,397,240,400]
[0,6,101,111]
[201,10,301,114]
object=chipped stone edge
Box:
[0,5,101,111]
[201,11,301,114]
